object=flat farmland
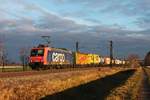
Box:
[0,67,142,100]
[0,66,31,72]
[0,66,23,69]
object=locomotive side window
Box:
[38,50,44,56]
[31,49,44,56]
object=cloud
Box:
[49,0,150,30]
[66,0,150,17]
[135,13,150,29]
[0,0,150,61]
[0,9,150,43]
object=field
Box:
[0,67,131,100]
[0,66,32,72]
[106,67,142,100]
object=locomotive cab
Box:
[29,48,45,69]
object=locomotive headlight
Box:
[41,58,44,62]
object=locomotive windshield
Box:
[30,49,44,56]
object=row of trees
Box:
[144,51,150,66]
[0,45,29,70]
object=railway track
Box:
[0,67,104,78]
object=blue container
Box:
[47,49,73,65]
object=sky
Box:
[0,0,150,62]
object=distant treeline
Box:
[144,51,150,66]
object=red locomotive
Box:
[29,45,73,69]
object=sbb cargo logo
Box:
[52,53,65,62]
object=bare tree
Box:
[0,41,8,71]
[0,45,3,66]
[127,54,140,68]
[0,39,3,65]
[19,47,29,71]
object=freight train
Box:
[29,44,127,70]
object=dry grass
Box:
[0,67,128,100]
[106,67,142,100]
